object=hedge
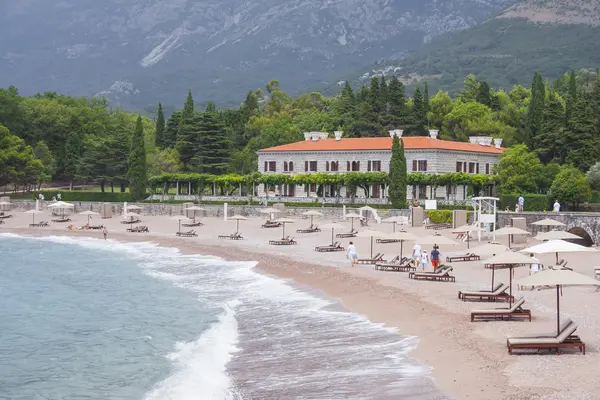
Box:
[500,194,550,212]
[425,210,473,224]
[26,190,134,203]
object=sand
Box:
[2,210,599,400]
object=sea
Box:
[0,234,447,400]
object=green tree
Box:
[459,74,480,102]
[565,95,597,172]
[0,123,42,188]
[163,111,181,148]
[388,135,407,208]
[476,81,492,108]
[193,102,230,174]
[128,115,147,200]
[407,86,426,136]
[176,90,196,167]
[566,70,577,122]
[526,72,545,149]
[536,91,565,164]
[428,90,454,129]
[423,81,430,117]
[33,141,55,186]
[550,165,591,210]
[62,132,82,190]
[148,148,183,176]
[585,162,600,190]
[155,103,166,148]
[496,144,543,194]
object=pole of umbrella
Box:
[556,251,559,265]
[351,218,354,230]
[400,240,404,260]
[179,220,181,233]
[282,223,286,239]
[556,285,560,336]
[467,232,470,249]
[393,223,396,233]
[331,228,334,246]
[237,219,240,233]
[491,266,495,291]
[370,236,373,259]
[310,215,314,227]
[509,265,513,306]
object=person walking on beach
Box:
[529,253,541,290]
[518,195,524,212]
[346,241,358,267]
[102,227,108,240]
[430,245,440,271]
[412,242,422,268]
[553,200,561,213]
[420,250,430,272]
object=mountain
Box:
[0,0,512,110]
[343,0,600,94]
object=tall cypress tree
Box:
[526,72,545,149]
[591,72,600,136]
[155,103,165,148]
[565,95,597,172]
[566,70,577,123]
[423,81,430,117]
[163,111,181,148]
[128,115,147,200]
[176,90,198,169]
[537,92,565,164]
[369,76,383,115]
[388,135,407,209]
[335,81,357,130]
[62,132,81,190]
[195,102,230,174]
[408,86,427,136]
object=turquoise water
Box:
[0,234,447,399]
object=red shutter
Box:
[413,160,417,171]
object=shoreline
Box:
[1,227,546,400]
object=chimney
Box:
[428,129,439,139]
[389,129,404,138]
[334,131,343,141]
[493,138,503,149]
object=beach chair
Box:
[376,238,401,244]
[52,217,71,223]
[336,229,358,238]
[315,242,344,252]
[269,236,297,245]
[121,216,141,224]
[262,220,281,228]
[177,230,198,237]
[408,266,455,282]
[218,232,243,240]
[30,221,49,227]
[507,323,584,355]
[182,221,204,227]
[446,253,480,262]
[470,298,531,322]
[88,225,104,230]
[297,225,321,233]
[356,253,385,265]
[375,258,414,272]
[458,283,514,302]
[426,223,452,230]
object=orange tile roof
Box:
[259,137,504,154]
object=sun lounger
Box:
[408,266,455,282]
[182,221,204,227]
[458,283,514,302]
[0,213,12,219]
[471,298,531,322]
[127,225,149,233]
[121,218,141,224]
[29,221,49,227]
[446,253,480,262]
[507,323,584,354]
[508,319,574,341]
[262,221,281,228]
[269,236,297,245]
[52,217,71,223]
[375,258,414,272]
[376,238,401,244]
[336,229,358,238]
[315,242,344,252]
[218,232,243,240]
[357,253,385,265]
[297,225,321,233]
[177,230,198,237]
[425,223,452,230]
[88,225,104,230]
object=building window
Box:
[346,161,350,171]
[476,163,480,174]
[372,184,381,198]
[468,162,475,174]
[264,161,268,172]
[309,161,317,172]
[413,160,427,172]
[267,161,276,172]
[331,161,339,172]
[351,161,360,171]
[326,161,330,172]
[305,161,308,172]
[456,162,462,172]
[284,161,288,172]
[289,161,294,172]
[368,161,382,172]
[310,183,316,192]
[485,163,490,175]
[418,185,427,199]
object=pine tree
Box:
[565,94,597,172]
[388,135,407,208]
[408,86,427,136]
[566,70,577,123]
[537,92,565,164]
[369,76,383,115]
[62,132,81,190]
[194,102,230,174]
[128,115,147,200]
[526,72,545,149]
[385,77,408,129]
[476,81,492,108]
[155,103,166,148]
[335,82,357,134]
[591,72,600,136]
[423,81,430,116]
[163,111,181,148]
[176,90,198,169]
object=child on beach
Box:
[430,245,440,271]
[102,227,108,240]
[346,241,358,267]
[420,250,430,271]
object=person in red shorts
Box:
[430,245,440,271]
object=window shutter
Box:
[413,160,417,171]
[456,162,461,172]
[476,163,480,174]
[289,162,294,171]
[423,160,427,172]
[347,161,350,171]
[326,161,329,172]
[356,161,360,171]
[264,161,267,172]
[305,161,308,172]
[486,163,489,174]
[367,161,371,172]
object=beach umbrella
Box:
[469,242,510,257]
[452,224,485,249]
[301,210,323,227]
[386,230,418,259]
[534,230,582,242]
[127,204,142,213]
[170,215,191,234]
[344,212,362,230]
[321,222,346,246]
[531,218,565,233]
[519,268,600,335]
[229,215,247,233]
[418,234,458,246]
[275,218,295,239]
[185,206,205,223]
[48,200,74,218]
[494,226,530,248]
[259,207,281,221]
[356,229,386,258]
[78,210,99,225]
[24,209,41,224]
[484,251,537,304]
[382,216,407,233]
[521,239,596,265]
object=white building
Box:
[257,130,504,202]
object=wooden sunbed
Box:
[507,323,584,355]
[357,253,385,265]
[458,283,514,302]
[88,225,104,230]
[29,221,49,227]
[52,217,71,223]
[336,229,358,238]
[315,242,344,252]
[408,266,455,282]
[0,214,12,219]
[0,219,4,224]
[376,238,401,244]
[262,221,281,228]
[446,253,480,262]
[425,223,452,230]
[375,258,414,272]
[182,221,204,227]
[297,225,321,233]
[471,298,531,322]
[177,230,198,237]
[218,232,243,240]
[121,218,141,224]
[127,225,149,233]
[269,236,297,245]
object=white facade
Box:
[257,130,502,202]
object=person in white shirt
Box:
[412,243,422,268]
[346,241,358,267]
[553,200,560,213]
[420,250,430,271]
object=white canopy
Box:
[494,226,530,236]
[170,215,191,221]
[48,201,74,208]
[321,222,346,230]
[356,229,386,238]
[229,215,248,220]
[452,224,485,233]
[418,234,458,246]
[519,268,600,287]
[78,210,99,215]
[484,251,537,266]
[521,240,596,255]
[388,231,418,241]
[345,212,362,219]
[275,218,295,223]
[301,210,323,217]
[469,242,510,256]
[531,218,565,227]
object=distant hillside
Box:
[339,0,600,94]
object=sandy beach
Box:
[2,210,599,400]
